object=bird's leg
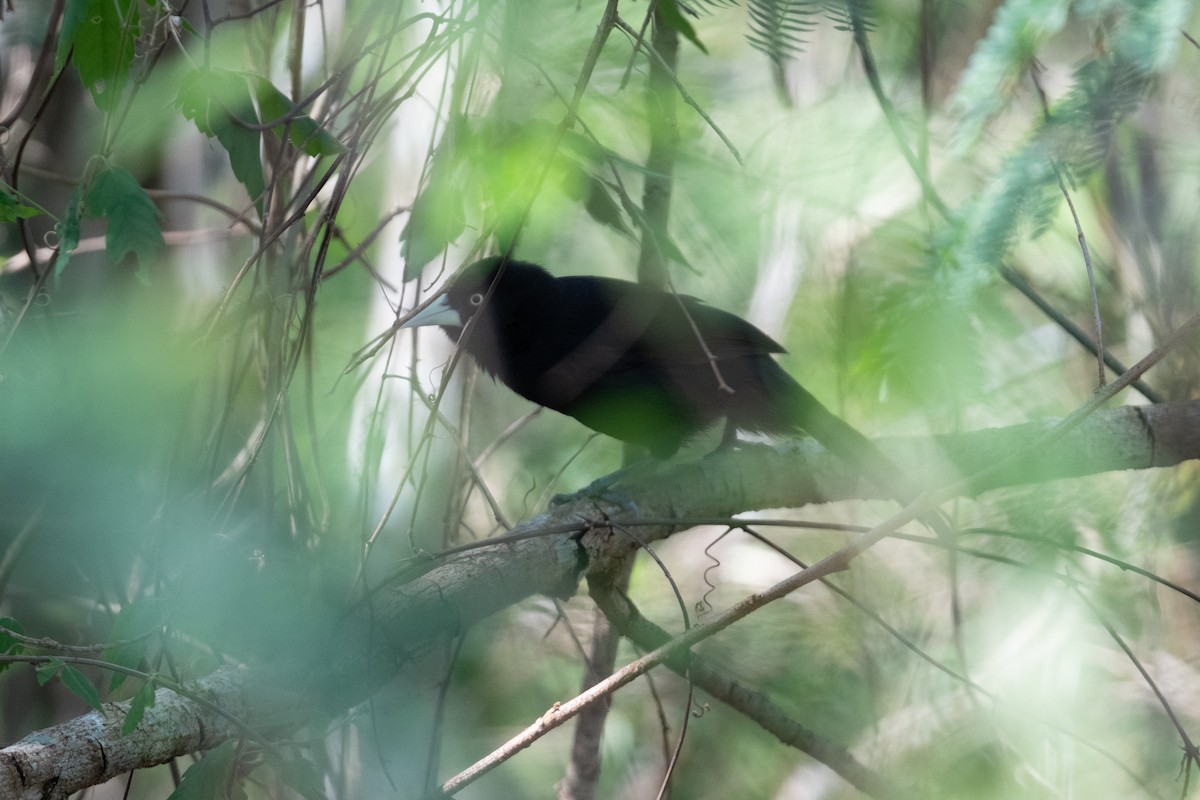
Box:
[550,457,658,506]
[717,418,739,451]
[701,418,748,458]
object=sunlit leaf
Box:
[0,189,41,222]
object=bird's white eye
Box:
[469,292,485,307]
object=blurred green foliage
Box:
[2,0,1200,798]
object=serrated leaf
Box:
[62,665,104,711]
[0,190,41,222]
[177,68,265,215]
[253,79,347,157]
[658,0,709,53]
[36,658,64,686]
[121,679,157,735]
[57,0,139,112]
[168,740,238,800]
[85,165,165,274]
[103,598,165,693]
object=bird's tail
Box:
[767,366,915,502]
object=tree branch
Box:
[4,400,1200,798]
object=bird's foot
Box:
[551,460,655,507]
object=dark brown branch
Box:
[590,585,916,800]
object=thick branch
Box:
[3,400,1198,797]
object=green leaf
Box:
[36,658,64,686]
[658,0,709,53]
[168,740,238,800]
[253,79,347,157]
[950,0,1070,148]
[56,0,89,71]
[177,68,266,215]
[0,618,26,675]
[561,160,633,239]
[121,679,157,735]
[57,0,140,112]
[103,598,165,693]
[401,132,468,280]
[85,165,165,273]
[270,755,328,800]
[0,617,25,654]
[401,178,465,280]
[0,190,41,222]
[61,665,104,711]
[55,183,85,280]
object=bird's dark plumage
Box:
[404,257,891,484]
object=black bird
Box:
[403,257,896,490]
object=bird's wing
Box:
[554,277,786,365]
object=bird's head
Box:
[401,257,559,340]
[399,257,509,334]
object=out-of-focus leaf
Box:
[746,0,815,65]
[402,178,465,280]
[561,160,633,238]
[55,183,85,279]
[950,0,1070,148]
[85,165,165,275]
[0,618,26,675]
[269,754,328,800]
[658,0,709,53]
[584,177,633,238]
[36,657,64,686]
[253,79,347,157]
[0,190,41,221]
[167,740,238,800]
[177,68,265,215]
[103,597,166,693]
[401,128,469,280]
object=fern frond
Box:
[949,0,1071,150]
[745,0,819,64]
[945,0,1187,276]
[824,0,875,32]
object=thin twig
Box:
[1057,172,1107,387]
[848,8,1161,404]
[434,311,1200,797]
